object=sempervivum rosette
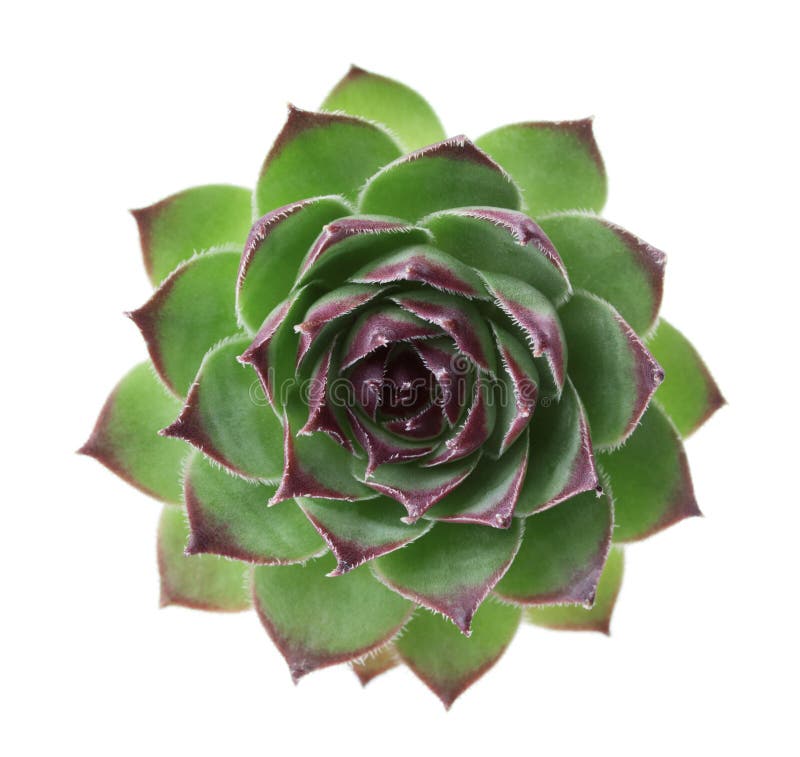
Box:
[81,66,723,707]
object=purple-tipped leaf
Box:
[299,342,353,451]
[297,496,432,576]
[372,519,523,634]
[359,137,522,221]
[351,644,400,686]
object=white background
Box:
[2,1,798,754]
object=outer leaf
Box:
[526,546,624,634]
[353,453,480,522]
[252,553,413,681]
[494,491,612,605]
[359,137,522,221]
[161,337,283,481]
[237,196,353,333]
[476,121,607,215]
[297,496,432,576]
[254,107,401,217]
[351,645,400,686]
[79,363,187,504]
[158,505,250,612]
[645,319,725,437]
[132,184,252,285]
[480,271,566,392]
[539,214,666,334]
[395,600,521,709]
[514,380,600,516]
[184,453,324,564]
[372,520,523,634]
[129,250,240,396]
[425,430,529,528]
[321,65,446,151]
[599,403,700,542]
[423,207,570,304]
[559,291,663,448]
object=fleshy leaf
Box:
[237,196,353,333]
[476,121,607,216]
[423,207,570,304]
[252,553,413,681]
[161,337,283,480]
[184,453,324,564]
[347,410,434,474]
[321,65,446,151]
[341,305,441,369]
[395,600,521,709]
[479,271,566,392]
[132,184,252,285]
[353,453,480,522]
[350,244,488,298]
[158,505,250,612]
[297,496,432,576]
[559,291,663,448]
[351,645,400,686]
[425,430,529,528]
[295,216,430,290]
[489,325,539,456]
[645,319,725,437]
[129,250,240,396]
[254,107,401,217]
[270,397,375,504]
[390,290,497,373]
[514,380,600,517]
[79,363,187,504]
[539,214,666,334]
[494,491,612,605]
[359,137,522,221]
[372,520,523,634]
[599,403,700,542]
[525,546,624,634]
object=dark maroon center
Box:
[379,346,434,418]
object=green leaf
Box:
[488,326,539,456]
[297,496,432,576]
[495,491,612,605]
[254,107,401,217]
[237,196,353,334]
[479,271,566,391]
[372,519,523,634]
[526,546,624,634]
[539,214,665,334]
[425,430,529,528]
[359,137,522,221]
[353,453,480,521]
[270,395,376,503]
[558,291,663,448]
[395,600,521,709]
[129,250,240,397]
[351,644,399,686]
[79,362,187,504]
[321,65,446,151]
[132,184,252,285]
[252,553,413,680]
[423,207,571,304]
[599,403,700,542]
[294,216,431,290]
[157,505,250,612]
[514,380,600,516]
[184,453,324,564]
[162,336,283,480]
[350,244,489,299]
[645,319,725,437]
[476,120,607,216]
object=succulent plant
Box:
[81,65,723,708]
